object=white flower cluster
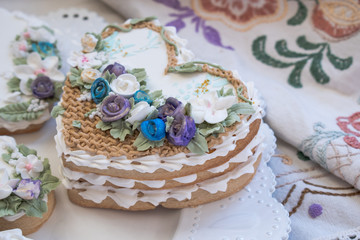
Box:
[77,91,92,102]
[27,98,49,112]
[89,105,104,120]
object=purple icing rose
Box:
[100,94,131,122]
[158,97,184,121]
[31,75,54,99]
[13,179,41,200]
[102,62,126,77]
[167,113,196,146]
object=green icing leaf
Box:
[187,131,208,154]
[133,132,164,151]
[184,102,191,116]
[198,122,225,138]
[310,54,329,84]
[7,77,21,92]
[103,71,117,83]
[13,57,27,65]
[53,81,63,100]
[18,198,47,218]
[2,153,11,163]
[129,68,147,86]
[96,120,112,131]
[149,90,163,101]
[326,46,353,70]
[84,108,96,118]
[222,111,241,127]
[227,103,255,115]
[237,87,252,104]
[287,0,307,26]
[26,78,34,91]
[132,120,142,131]
[69,67,85,88]
[51,105,65,118]
[146,109,159,120]
[165,116,174,132]
[167,62,203,73]
[129,16,157,25]
[0,196,22,217]
[110,120,133,141]
[217,87,234,97]
[72,120,82,128]
[17,144,37,156]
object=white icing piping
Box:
[65,140,264,209]
[54,83,262,173]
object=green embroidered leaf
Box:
[222,111,241,127]
[288,60,307,88]
[252,36,293,68]
[13,57,27,65]
[187,131,208,154]
[275,40,308,58]
[227,103,256,115]
[7,77,21,92]
[149,90,163,101]
[198,122,225,138]
[326,46,353,70]
[133,132,164,151]
[297,151,310,161]
[110,120,133,141]
[18,198,47,218]
[96,120,112,131]
[17,144,37,156]
[287,0,307,26]
[296,36,323,50]
[72,120,81,128]
[129,16,157,25]
[310,54,329,84]
[51,105,65,118]
[0,101,44,122]
[165,116,174,132]
[84,109,96,118]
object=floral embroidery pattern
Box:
[337,112,360,149]
[154,0,234,50]
[252,35,353,88]
[192,0,288,31]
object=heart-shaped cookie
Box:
[55,17,265,210]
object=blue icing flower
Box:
[141,119,165,141]
[133,90,152,104]
[32,42,55,57]
[91,78,110,104]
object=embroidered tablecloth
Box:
[100,0,360,239]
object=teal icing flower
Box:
[32,42,55,57]
[141,118,166,141]
[133,90,152,104]
[91,78,110,104]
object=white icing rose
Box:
[11,40,29,58]
[81,68,101,83]
[15,154,44,179]
[0,169,13,200]
[190,91,237,124]
[67,51,102,69]
[27,27,56,43]
[110,73,140,98]
[0,229,33,240]
[81,34,98,53]
[126,101,156,124]
[14,52,64,95]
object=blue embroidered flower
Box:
[32,42,55,57]
[133,90,152,104]
[91,78,110,104]
[141,118,166,141]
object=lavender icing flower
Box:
[31,75,54,99]
[102,62,126,77]
[13,179,41,200]
[100,94,131,122]
[158,97,183,121]
[167,113,196,146]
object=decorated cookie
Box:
[0,11,64,134]
[0,136,60,235]
[54,17,265,210]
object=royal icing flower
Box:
[0,135,19,153]
[15,154,44,179]
[81,34,98,53]
[0,169,16,200]
[133,90,152,104]
[110,73,140,98]
[67,51,102,69]
[126,101,156,124]
[190,91,237,124]
[91,78,110,104]
[31,75,54,99]
[102,62,126,77]
[141,118,166,141]
[14,52,64,95]
[167,113,196,146]
[27,27,56,43]
[158,97,184,121]
[100,94,131,122]
[32,42,55,57]
[13,179,41,200]
[11,40,29,58]
[81,68,101,84]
